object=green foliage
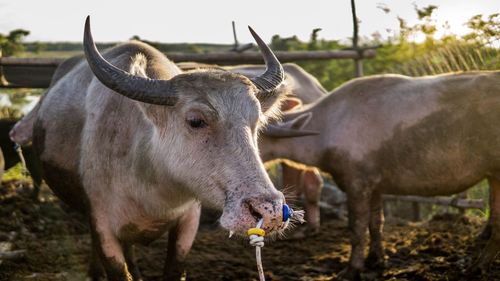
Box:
[270,33,354,90]
[466,180,490,218]
[267,7,498,91]
[0,29,30,56]
[16,5,493,91]
[463,13,500,46]
[0,88,43,120]
[415,5,438,20]
[30,41,47,54]
[0,106,23,119]
[3,163,32,182]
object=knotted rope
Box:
[247,204,305,281]
[14,144,29,176]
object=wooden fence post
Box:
[0,49,9,87]
[232,21,238,50]
[411,202,421,221]
[457,191,468,215]
[351,0,363,77]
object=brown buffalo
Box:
[260,71,500,279]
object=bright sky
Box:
[0,0,498,44]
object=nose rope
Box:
[248,218,265,281]
[14,143,30,177]
[247,204,305,281]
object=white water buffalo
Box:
[30,17,307,280]
[177,62,327,234]
[259,71,500,279]
[6,58,86,198]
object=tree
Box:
[0,29,30,56]
[463,13,500,46]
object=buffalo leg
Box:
[88,241,105,281]
[468,176,500,274]
[123,243,142,281]
[90,214,132,281]
[30,176,43,201]
[163,202,201,281]
[339,189,371,280]
[281,164,307,238]
[31,182,41,201]
[24,146,43,201]
[302,168,323,234]
[478,186,494,240]
[366,191,385,269]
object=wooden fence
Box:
[321,183,484,221]
[383,193,484,221]
[0,49,376,88]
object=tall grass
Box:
[390,41,499,76]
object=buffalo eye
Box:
[186,111,208,129]
[188,118,207,129]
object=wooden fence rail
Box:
[0,49,376,67]
[0,49,376,88]
[383,194,484,210]
[321,190,484,211]
[321,183,484,221]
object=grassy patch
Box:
[3,163,32,182]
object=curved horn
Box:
[83,16,178,105]
[248,26,284,93]
[262,124,319,138]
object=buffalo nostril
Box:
[247,203,263,223]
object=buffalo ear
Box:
[262,112,318,138]
[280,97,302,112]
[280,112,313,130]
[128,53,148,78]
[256,83,291,121]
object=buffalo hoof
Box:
[476,225,492,241]
[336,266,361,281]
[30,192,40,202]
[307,226,321,237]
[128,265,143,281]
[464,261,489,278]
[85,273,105,281]
[286,225,319,240]
[87,261,105,281]
[365,253,386,270]
[163,270,186,281]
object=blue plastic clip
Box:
[282,204,291,222]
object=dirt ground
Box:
[1,180,499,281]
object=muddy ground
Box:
[1,180,499,281]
